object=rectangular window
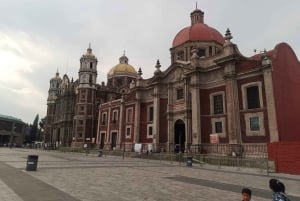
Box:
[148,126,153,136]
[80,106,84,111]
[177,88,184,100]
[112,110,118,123]
[247,86,260,109]
[213,95,223,114]
[215,122,222,133]
[177,51,184,60]
[250,117,260,131]
[127,109,133,123]
[126,127,131,137]
[101,113,106,125]
[90,62,93,69]
[89,75,92,84]
[113,111,117,120]
[148,106,153,122]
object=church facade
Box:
[45,8,300,153]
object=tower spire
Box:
[196,2,197,9]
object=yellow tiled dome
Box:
[108,64,137,76]
[107,54,137,78]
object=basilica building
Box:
[45,8,300,153]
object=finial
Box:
[138,67,143,76]
[196,2,197,9]
[89,43,91,49]
[155,59,161,69]
[123,50,126,56]
[154,59,162,75]
[261,49,272,66]
[56,68,59,76]
[224,28,233,41]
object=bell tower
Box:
[45,71,61,145]
[72,44,98,147]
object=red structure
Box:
[268,142,300,174]
[45,7,300,175]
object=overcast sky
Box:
[0,0,299,124]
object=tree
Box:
[30,114,39,142]
[38,117,46,141]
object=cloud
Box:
[0,0,299,124]
[0,31,57,122]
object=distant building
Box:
[0,114,25,146]
[45,8,300,153]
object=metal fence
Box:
[100,142,267,158]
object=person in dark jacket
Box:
[269,178,291,201]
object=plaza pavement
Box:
[0,148,299,201]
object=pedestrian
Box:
[269,178,291,201]
[242,188,254,201]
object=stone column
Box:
[153,86,160,145]
[184,78,192,151]
[224,63,241,144]
[118,99,125,149]
[190,87,201,144]
[106,102,112,145]
[190,75,201,145]
[263,65,279,142]
[167,83,173,152]
[134,98,141,143]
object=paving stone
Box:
[0,148,299,201]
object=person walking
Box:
[242,188,254,201]
[269,178,291,201]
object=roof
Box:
[0,114,24,123]
[172,23,224,48]
[172,8,224,48]
[107,63,137,77]
[107,54,137,78]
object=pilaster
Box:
[263,65,278,142]
[224,63,241,143]
[153,86,160,144]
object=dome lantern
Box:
[190,7,204,25]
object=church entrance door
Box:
[174,119,185,153]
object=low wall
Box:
[268,142,300,174]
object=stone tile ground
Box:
[0,148,299,201]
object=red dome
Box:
[172,23,225,48]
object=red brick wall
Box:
[237,76,270,143]
[139,102,153,143]
[159,98,168,143]
[268,142,300,174]
[200,87,228,143]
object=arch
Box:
[174,119,186,153]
